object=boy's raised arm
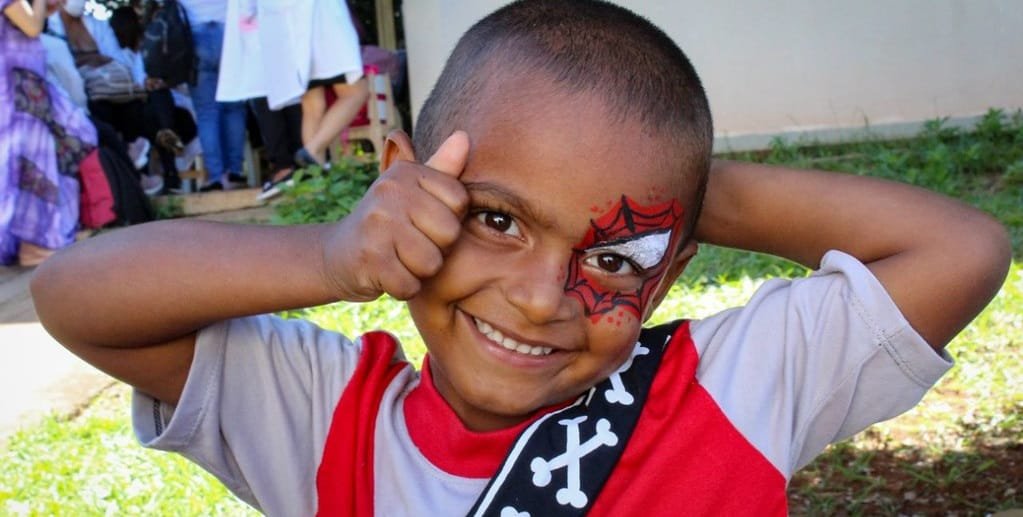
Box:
[31,132,470,405]
[31,221,346,404]
[696,160,1011,350]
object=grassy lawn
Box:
[2,110,1021,515]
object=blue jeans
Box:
[190,21,246,183]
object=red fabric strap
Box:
[315,331,408,517]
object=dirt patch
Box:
[789,412,1023,515]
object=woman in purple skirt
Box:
[1,0,96,266]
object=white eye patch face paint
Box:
[584,230,672,270]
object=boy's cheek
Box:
[565,256,675,323]
[587,306,642,331]
[566,196,685,322]
[584,314,645,378]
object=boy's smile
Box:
[404,78,696,431]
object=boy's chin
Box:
[457,389,579,432]
[452,401,534,432]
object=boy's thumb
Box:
[424,131,470,178]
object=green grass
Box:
[0,387,257,516]
[2,110,1021,515]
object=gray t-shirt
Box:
[133,250,952,515]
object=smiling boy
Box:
[30,1,1010,516]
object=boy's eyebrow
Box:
[464,181,558,230]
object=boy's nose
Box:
[504,255,575,325]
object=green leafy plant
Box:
[152,194,184,220]
[270,159,380,225]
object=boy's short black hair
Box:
[414,0,713,241]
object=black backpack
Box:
[97,146,156,226]
[142,0,196,88]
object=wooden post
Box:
[375,0,396,50]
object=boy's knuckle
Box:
[435,221,461,248]
[449,187,470,214]
[363,207,394,228]
[389,277,420,300]
[371,175,406,201]
[421,249,444,276]
[356,243,386,268]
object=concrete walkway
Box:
[0,265,112,446]
[0,204,274,446]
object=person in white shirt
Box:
[39,31,88,110]
[178,0,247,191]
[217,0,367,198]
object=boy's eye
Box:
[476,211,521,237]
[582,231,671,277]
[585,253,637,274]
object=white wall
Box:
[403,1,1023,150]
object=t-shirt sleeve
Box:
[131,315,366,515]
[689,250,953,478]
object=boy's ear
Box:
[643,240,699,321]
[382,130,417,170]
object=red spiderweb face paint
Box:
[565,196,684,322]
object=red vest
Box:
[316,323,787,516]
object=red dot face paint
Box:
[564,195,684,322]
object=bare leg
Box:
[300,85,327,160]
[18,242,55,267]
[271,167,293,183]
[303,78,370,163]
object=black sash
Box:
[468,321,682,517]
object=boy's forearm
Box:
[696,159,1010,348]
[32,220,341,349]
[695,159,928,267]
[697,160,1004,268]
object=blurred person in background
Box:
[107,5,197,192]
[219,0,367,197]
[39,27,88,110]
[51,0,198,193]
[1,0,96,265]
[217,0,303,199]
[178,0,247,191]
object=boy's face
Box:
[398,79,697,431]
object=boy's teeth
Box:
[474,318,553,356]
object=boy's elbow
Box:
[963,212,1012,299]
[29,259,53,313]
[30,260,56,322]
[30,255,73,343]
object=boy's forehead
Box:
[460,73,687,212]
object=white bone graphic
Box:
[604,343,649,405]
[529,416,618,509]
[500,507,529,517]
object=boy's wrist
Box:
[315,219,378,304]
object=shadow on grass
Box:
[789,423,1023,515]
